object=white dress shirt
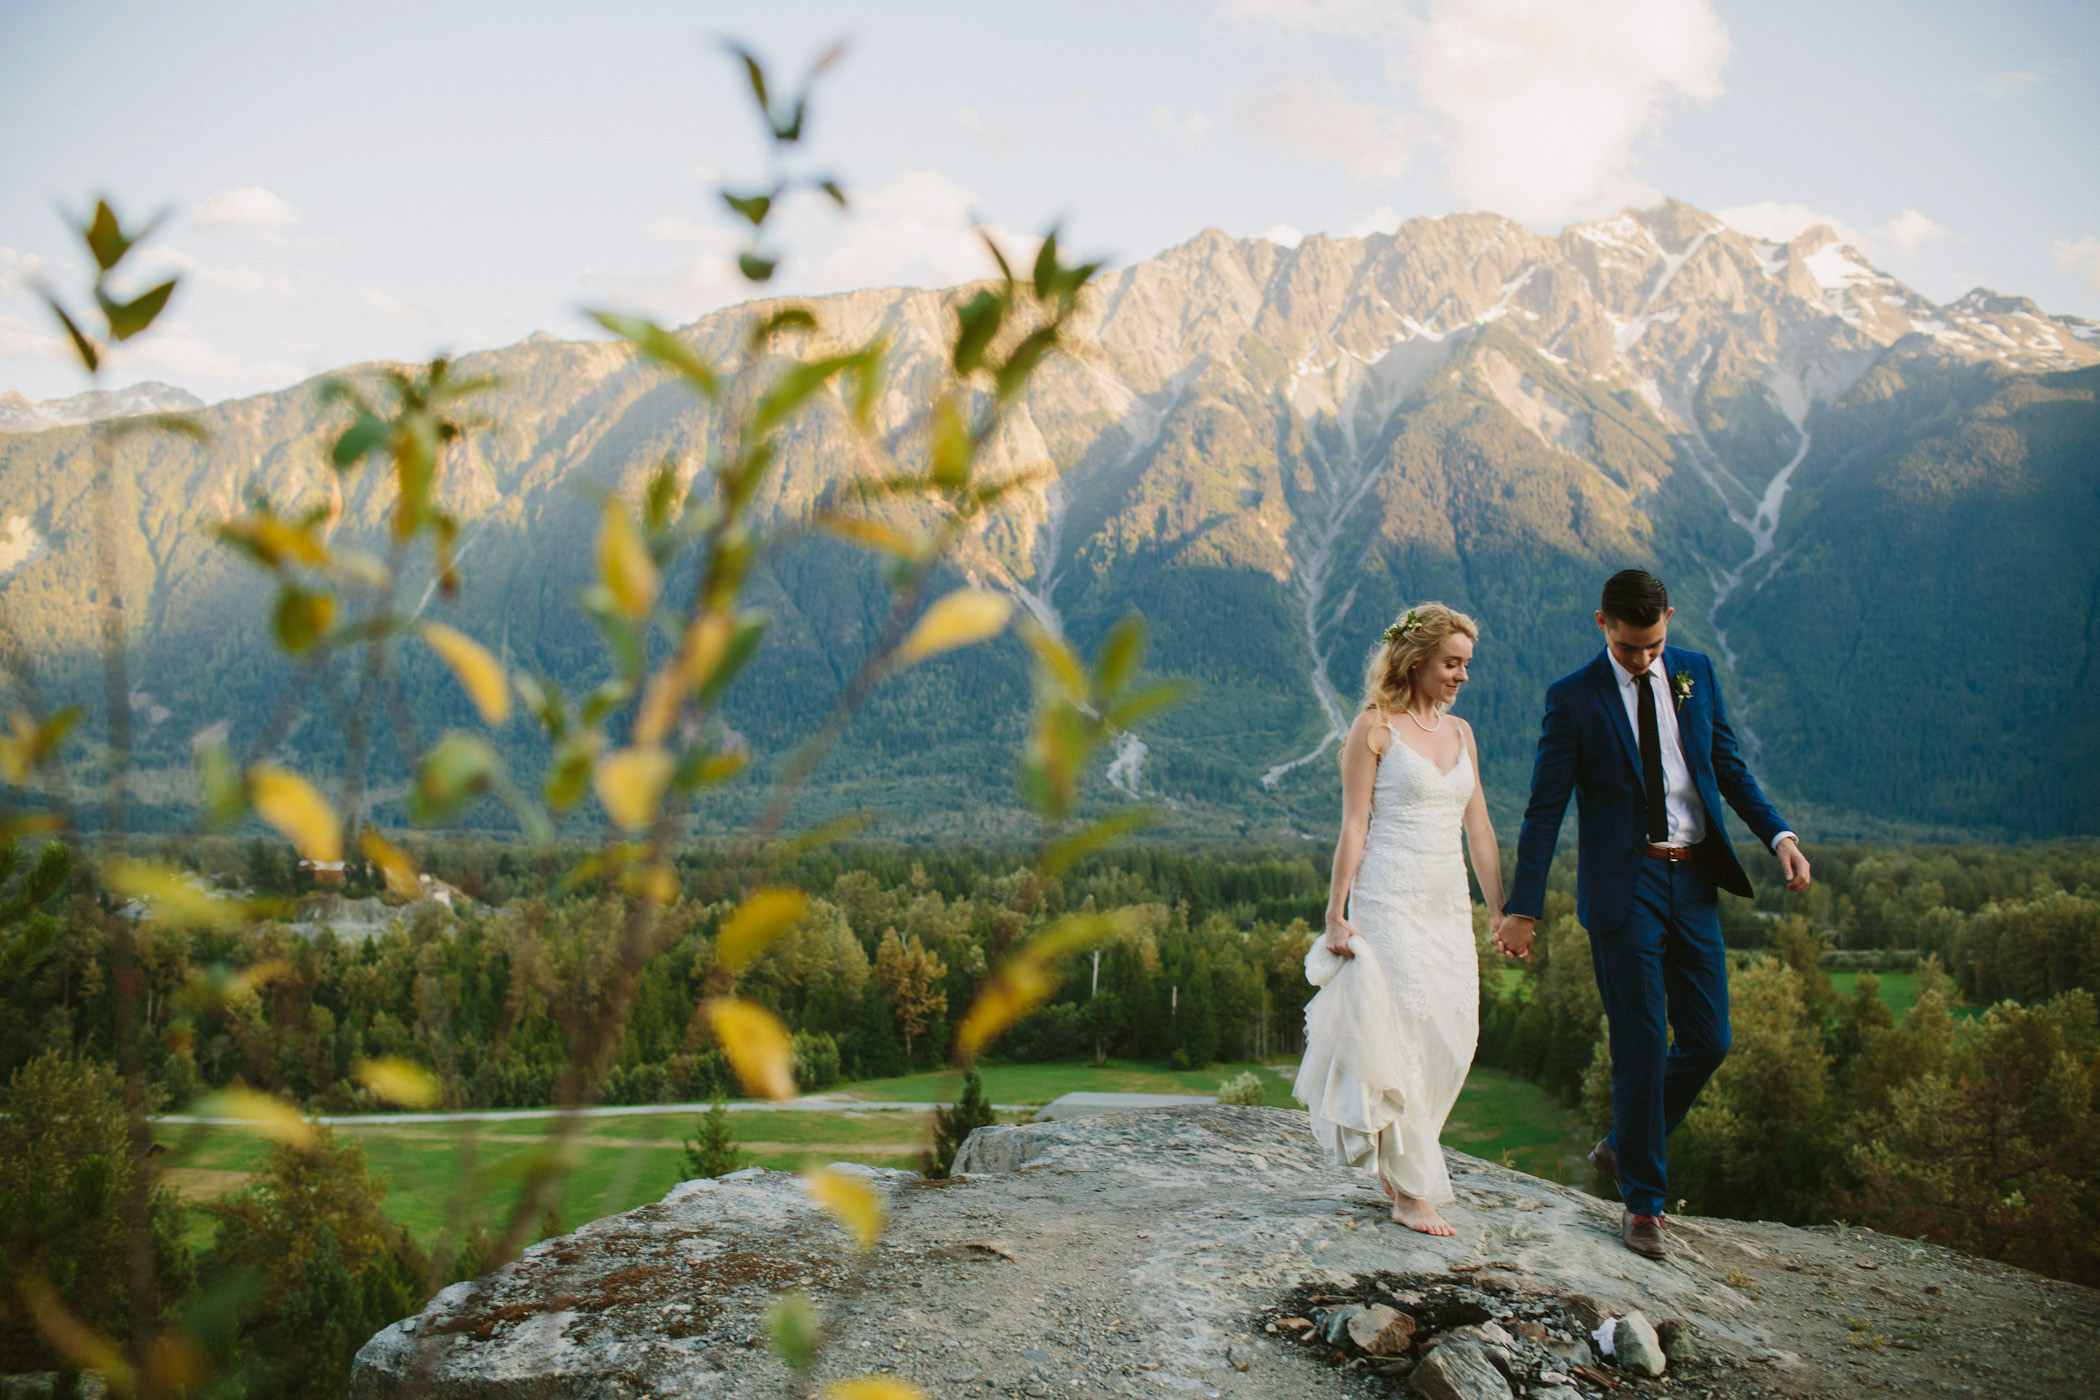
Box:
[1612,654,1795,853]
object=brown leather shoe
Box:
[1622,1212,1668,1260]
[1588,1138,1621,1199]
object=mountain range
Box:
[2,199,2095,841]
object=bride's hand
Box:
[1323,916,1357,957]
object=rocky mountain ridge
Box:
[0,380,203,433]
[347,1106,2100,1399]
[2,200,2095,837]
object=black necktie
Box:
[1635,670,1668,843]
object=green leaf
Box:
[728,43,770,118]
[818,178,848,208]
[951,290,1004,375]
[1094,616,1144,694]
[579,678,633,726]
[750,353,859,438]
[929,397,971,488]
[84,200,138,271]
[766,1291,820,1372]
[993,326,1059,399]
[696,616,768,705]
[96,279,176,341]
[332,413,391,467]
[544,739,596,812]
[1032,230,1062,301]
[588,311,720,398]
[412,734,500,823]
[106,411,210,443]
[1039,809,1154,879]
[723,188,775,226]
[748,306,818,350]
[272,585,336,655]
[739,252,778,282]
[46,299,98,372]
[1105,679,1189,730]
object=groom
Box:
[1493,569,1810,1260]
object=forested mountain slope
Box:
[2,200,2094,837]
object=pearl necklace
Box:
[1404,706,1444,733]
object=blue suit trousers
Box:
[1589,855,1733,1216]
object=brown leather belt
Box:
[1644,844,1697,862]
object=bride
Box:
[1294,603,1505,1235]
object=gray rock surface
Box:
[1613,1310,1666,1378]
[1410,1339,1512,1400]
[350,1105,2100,1399]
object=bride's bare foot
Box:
[1388,1191,1456,1236]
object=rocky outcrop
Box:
[350,1106,2098,1399]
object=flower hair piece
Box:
[1382,609,1421,645]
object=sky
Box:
[2,0,2097,405]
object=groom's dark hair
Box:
[1600,569,1670,627]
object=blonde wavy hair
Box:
[1358,601,1479,721]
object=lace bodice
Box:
[1358,722,1474,911]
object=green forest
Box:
[5,835,2099,1394]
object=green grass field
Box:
[1828,969,1983,1021]
[157,1058,1587,1253]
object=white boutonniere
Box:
[1672,669,1694,709]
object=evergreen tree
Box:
[682,1101,743,1180]
[922,1069,996,1179]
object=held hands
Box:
[1491,912,1536,962]
[1777,835,1812,892]
[1323,914,1358,958]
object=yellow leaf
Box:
[805,1166,886,1248]
[634,609,730,744]
[358,828,422,899]
[249,766,342,863]
[105,859,249,929]
[704,997,797,1100]
[954,910,1140,1063]
[716,887,808,972]
[198,1087,316,1150]
[597,499,659,621]
[894,589,1012,668]
[226,958,293,997]
[955,954,1058,1063]
[418,621,511,724]
[817,513,922,560]
[823,1379,927,1400]
[594,746,674,832]
[352,1056,441,1109]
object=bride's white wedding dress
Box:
[1294,721,1480,1204]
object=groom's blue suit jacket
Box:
[1509,646,1789,934]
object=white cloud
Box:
[2052,237,2100,295]
[1410,0,1730,223]
[1236,75,1413,184]
[0,312,64,361]
[360,288,435,323]
[0,309,297,389]
[1,247,55,294]
[191,186,300,238]
[1972,69,2045,98]
[1716,202,1948,261]
[1226,0,1732,224]
[1880,209,1948,256]
[955,106,1008,151]
[1341,205,1404,238]
[136,248,295,297]
[807,170,1033,293]
[585,172,1039,328]
[1715,201,1872,249]
[1262,224,1306,248]
[1150,105,1214,142]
